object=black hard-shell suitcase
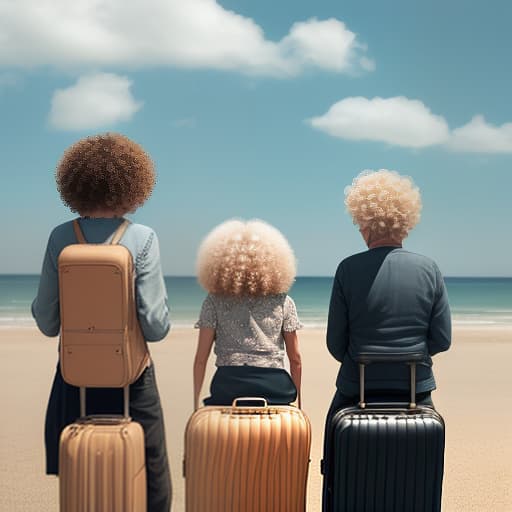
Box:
[322,353,445,512]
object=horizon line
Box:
[2,273,512,279]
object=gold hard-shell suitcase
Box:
[59,387,147,512]
[184,398,311,512]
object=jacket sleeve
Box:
[135,231,171,342]
[31,232,60,337]
[326,266,349,362]
[427,266,452,355]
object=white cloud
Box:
[0,1,372,77]
[447,115,512,153]
[359,56,376,72]
[49,73,142,131]
[309,96,450,148]
[310,97,512,154]
[280,18,361,73]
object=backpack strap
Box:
[73,219,87,244]
[110,219,131,245]
[73,218,130,245]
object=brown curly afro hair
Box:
[56,133,155,215]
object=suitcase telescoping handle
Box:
[79,385,131,419]
[356,352,425,410]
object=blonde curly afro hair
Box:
[197,219,297,296]
[56,133,155,215]
[345,169,422,240]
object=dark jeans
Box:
[45,363,172,512]
[204,365,297,406]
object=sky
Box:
[1,0,512,276]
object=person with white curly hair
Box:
[323,169,452,446]
[193,219,303,409]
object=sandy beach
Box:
[0,326,511,512]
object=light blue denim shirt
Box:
[32,217,170,342]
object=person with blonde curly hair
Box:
[32,133,172,512]
[323,169,452,493]
[193,219,303,409]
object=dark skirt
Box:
[45,363,172,512]
[204,365,297,406]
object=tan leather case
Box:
[58,220,149,387]
[183,400,312,512]
[59,417,146,512]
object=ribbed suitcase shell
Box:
[59,417,146,512]
[58,244,148,388]
[324,406,445,512]
[184,404,312,512]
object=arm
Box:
[326,269,349,362]
[427,267,452,356]
[135,231,170,342]
[283,330,302,408]
[282,296,303,407]
[31,232,60,337]
[193,328,215,410]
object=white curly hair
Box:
[196,219,297,296]
[345,169,422,240]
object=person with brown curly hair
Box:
[193,219,303,409]
[32,133,172,512]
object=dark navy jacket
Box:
[327,247,451,395]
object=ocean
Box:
[2,275,512,329]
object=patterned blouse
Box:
[195,293,302,368]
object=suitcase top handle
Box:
[355,352,426,410]
[232,397,268,408]
[355,352,425,365]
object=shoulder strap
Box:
[73,219,87,244]
[111,219,131,245]
[74,218,130,245]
